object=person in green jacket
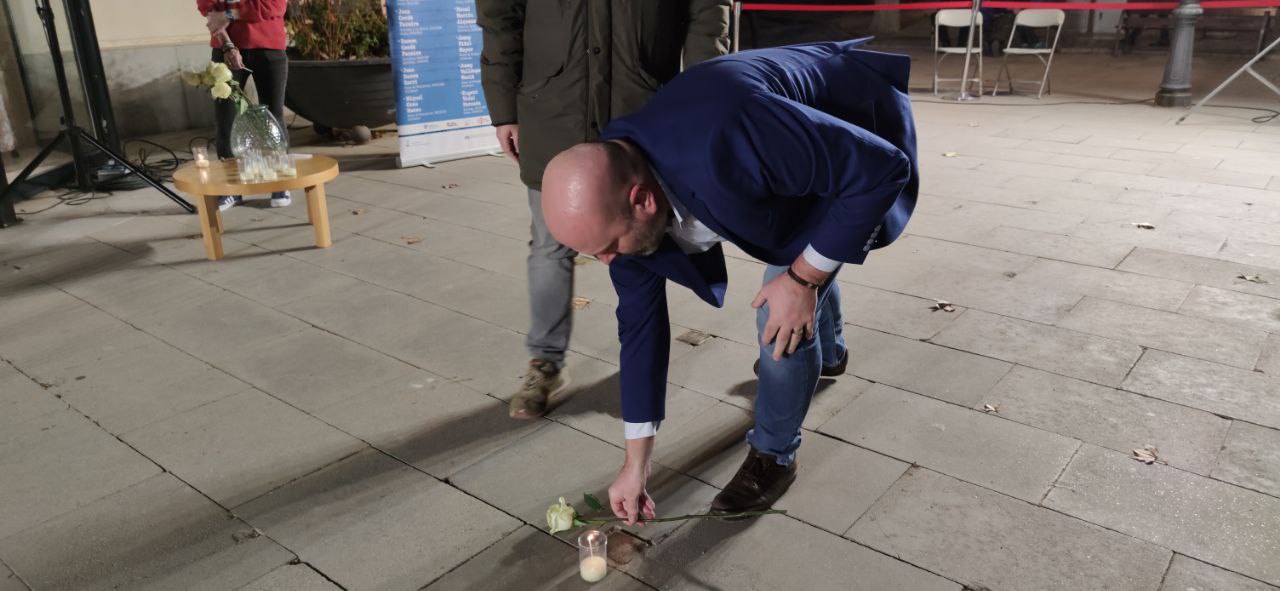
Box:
[476,0,731,419]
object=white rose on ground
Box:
[546,497,576,534]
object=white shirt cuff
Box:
[624,421,660,439]
[802,245,841,273]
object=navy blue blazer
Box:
[598,39,919,424]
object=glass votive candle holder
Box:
[192,145,209,168]
[235,156,252,181]
[577,529,608,583]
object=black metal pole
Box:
[62,0,121,154]
[0,151,19,227]
[34,0,91,191]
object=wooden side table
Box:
[172,154,340,261]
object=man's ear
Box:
[627,183,659,220]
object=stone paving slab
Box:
[836,281,964,340]
[969,225,1136,269]
[1122,350,1280,429]
[931,310,1142,386]
[1011,258,1195,312]
[820,385,1079,502]
[0,366,65,433]
[844,325,1012,407]
[449,422,720,543]
[624,513,959,591]
[31,340,249,434]
[0,474,289,591]
[236,449,520,591]
[1212,421,1280,497]
[905,268,1083,324]
[1117,247,1280,300]
[0,410,160,540]
[985,366,1230,475]
[1160,555,1280,591]
[238,564,341,591]
[424,525,650,591]
[128,290,312,366]
[121,389,366,508]
[314,370,545,479]
[0,303,155,376]
[1044,445,1280,586]
[772,433,908,536]
[0,560,24,591]
[1260,334,1280,375]
[215,328,422,413]
[847,468,1172,591]
[187,250,365,308]
[1179,285,1280,334]
[1217,239,1280,271]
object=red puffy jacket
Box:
[197,0,286,51]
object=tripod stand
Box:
[1177,35,1280,125]
[0,0,194,228]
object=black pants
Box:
[212,48,288,160]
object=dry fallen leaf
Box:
[942,151,959,158]
[571,296,591,310]
[441,183,460,189]
[401,235,423,245]
[186,234,201,240]
[929,300,956,313]
[1238,274,1268,284]
[250,217,265,222]
[982,403,1000,413]
[573,256,591,266]
[967,122,980,127]
[1131,222,1156,230]
[676,330,713,347]
[1132,445,1159,465]
[351,208,366,216]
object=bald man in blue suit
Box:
[540,39,918,524]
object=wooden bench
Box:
[1113,9,1275,55]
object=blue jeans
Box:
[747,264,846,465]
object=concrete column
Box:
[1155,0,1204,107]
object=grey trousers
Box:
[526,188,577,366]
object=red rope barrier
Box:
[741,0,1280,10]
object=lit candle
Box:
[577,529,608,583]
[579,556,607,583]
[193,145,210,168]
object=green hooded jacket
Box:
[476,0,731,189]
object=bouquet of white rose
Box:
[180,62,250,114]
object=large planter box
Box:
[284,57,395,131]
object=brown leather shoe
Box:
[753,348,848,378]
[509,359,569,419]
[710,447,797,515]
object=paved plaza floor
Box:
[2,50,1280,590]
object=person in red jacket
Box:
[197,0,290,211]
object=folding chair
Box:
[992,9,1065,99]
[934,9,984,96]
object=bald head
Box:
[542,141,668,264]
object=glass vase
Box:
[229,105,288,159]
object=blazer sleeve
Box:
[711,92,911,265]
[609,258,670,424]
[683,0,732,67]
[476,0,526,126]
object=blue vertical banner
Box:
[389,0,498,166]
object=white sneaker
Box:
[270,192,291,208]
[217,195,243,211]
